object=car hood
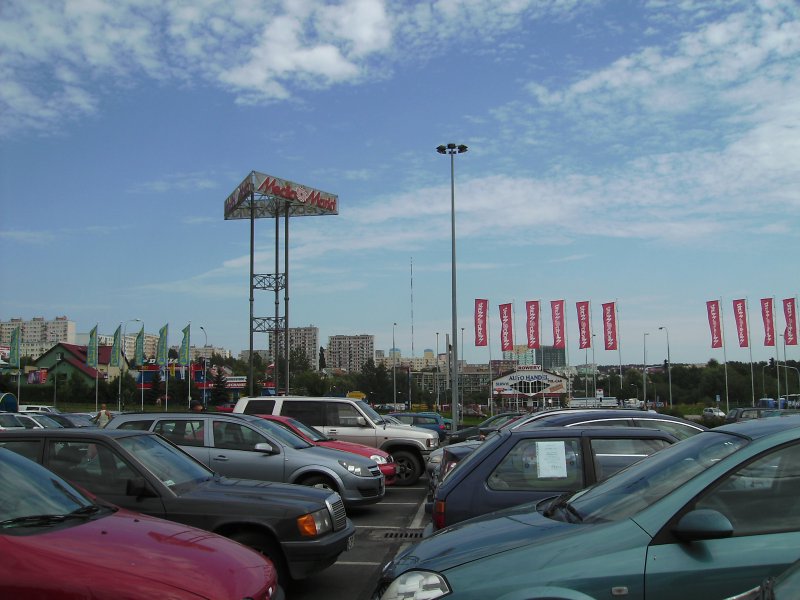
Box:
[2,508,274,598]
[189,475,337,512]
[319,439,389,459]
[389,503,573,576]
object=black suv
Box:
[0,429,355,587]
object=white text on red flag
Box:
[526,300,540,349]
[499,303,513,352]
[577,301,591,349]
[706,300,723,349]
[474,299,488,347]
[732,299,749,348]
[601,302,618,350]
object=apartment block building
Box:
[268,325,320,371]
[1,316,76,360]
[326,334,374,372]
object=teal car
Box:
[374,415,800,600]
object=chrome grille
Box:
[327,494,347,531]
[368,465,381,477]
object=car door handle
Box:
[212,455,230,461]
[329,429,338,434]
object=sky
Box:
[1,0,798,369]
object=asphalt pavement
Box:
[290,481,429,600]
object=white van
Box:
[233,396,438,486]
[17,405,60,414]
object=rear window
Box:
[281,401,325,426]
[115,419,154,431]
[242,399,276,415]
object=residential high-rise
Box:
[326,335,374,373]
[268,326,320,371]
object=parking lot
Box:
[291,481,429,600]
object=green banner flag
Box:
[87,325,98,368]
[134,325,144,366]
[9,326,20,368]
[179,324,190,366]
[110,325,122,368]
[157,324,168,367]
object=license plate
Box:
[346,534,355,551]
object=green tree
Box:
[319,347,326,370]
[210,368,229,405]
[147,369,163,405]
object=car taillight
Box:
[433,500,446,530]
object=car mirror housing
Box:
[126,477,157,498]
[673,509,734,542]
[254,442,279,455]
[356,416,368,427]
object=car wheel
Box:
[229,530,289,588]
[392,450,422,486]
[300,474,339,495]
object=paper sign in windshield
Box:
[536,441,568,478]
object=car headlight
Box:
[371,454,388,464]
[380,571,450,600]
[427,438,438,448]
[338,459,371,477]
[296,508,333,537]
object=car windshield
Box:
[0,448,98,526]
[357,401,384,424]
[118,434,213,492]
[562,431,748,524]
[243,416,313,449]
[31,414,64,429]
[285,417,328,442]
[443,431,505,482]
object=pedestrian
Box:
[190,400,205,412]
[94,403,113,428]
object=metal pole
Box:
[200,326,208,407]
[392,322,397,407]
[248,191,255,397]
[659,326,672,408]
[435,332,440,411]
[643,333,649,407]
[284,201,290,395]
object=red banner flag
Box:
[761,298,775,346]
[551,300,566,350]
[706,300,723,349]
[499,303,513,352]
[602,302,618,350]
[732,299,749,348]
[576,301,591,349]
[474,299,488,347]
[526,301,540,349]
[784,298,798,346]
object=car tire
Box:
[300,474,340,495]
[392,450,422,486]
[229,530,289,588]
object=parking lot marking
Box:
[334,561,383,566]
[410,493,428,529]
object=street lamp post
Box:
[200,326,209,407]
[392,322,397,408]
[437,142,468,434]
[643,332,649,408]
[118,318,141,412]
[659,326,672,407]
[460,326,465,409]
[435,332,440,411]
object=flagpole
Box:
[720,298,730,413]
[774,297,781,404]
[487,302,493,416]
[564,301,571,406]
[745,298,755,407]
[616,299,623,393]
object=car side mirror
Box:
[356,416,367,427]
[126,477,157,498]
[254,442,279,455]
[673,509,733,542]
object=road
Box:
[290,480,430,600]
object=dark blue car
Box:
[389,412,449,441]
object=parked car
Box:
[106,412,385,507]
[703,406,727,418]
[514,408,707,440]
[725,407,768,423]
[21,411,97,428]
[233,396,439,485]
[0,413,24,431]
[0,428,355,587]
[427,426,677,533]
[447,412,524,444]
[389,412,449,441]
[14,413,64,429]
[374,416,800,600]
[254,414,398,485]
[0,446,282,600]
[16,404,60,413]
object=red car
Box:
[0,447,283,600]
[256,414,398,486]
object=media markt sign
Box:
[224,171,338,220]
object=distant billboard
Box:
[224,171,338,220]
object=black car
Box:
[0,429,355,587]
[21,411,97,428]
[447,412,524,444]
[427,426,678,534]
[513,408,706,439]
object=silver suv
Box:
[106,412,385,507]
[233,396,439,485]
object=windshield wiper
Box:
[1,505,104,529]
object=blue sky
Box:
[1,0,798,368]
